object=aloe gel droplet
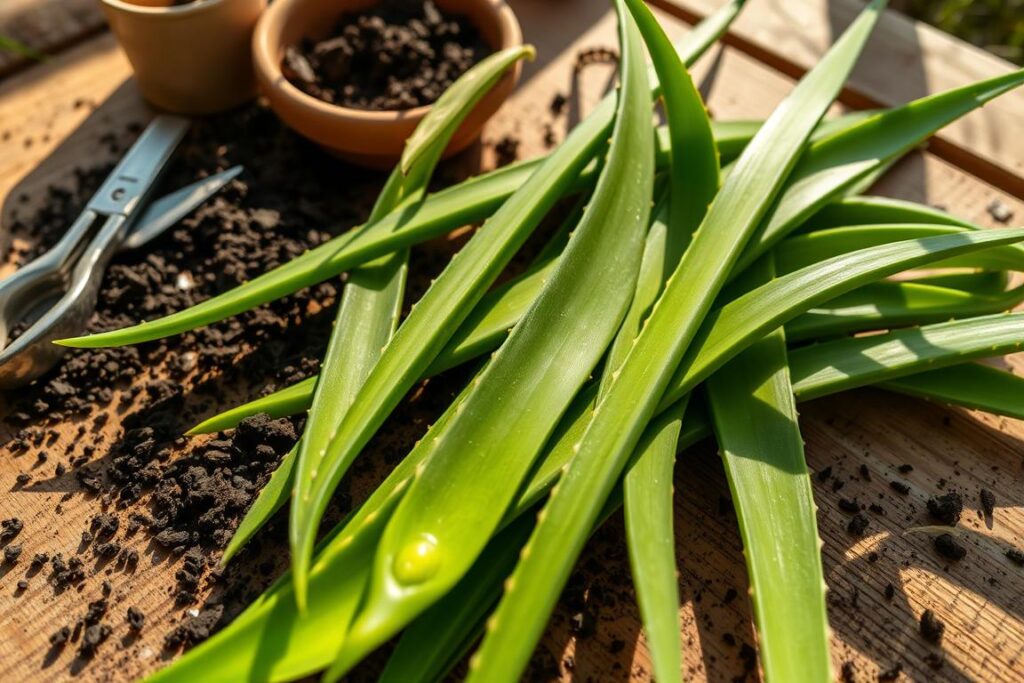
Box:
[393,534,440,585]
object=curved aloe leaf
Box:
[732,67,1024,272]
[467,4,887,679]
[706,258,829,682]
[188,378,317,435]
[786,279,1024,341]
[290,45,534,608]
[790,312,1024,399]
[614,0,718,679]
[803,194,976,232]
[663,227,1024,408]
[882,363,1024,419]
[322,5,654,674]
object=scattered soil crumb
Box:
[919,609,945,644]
[926,491,963,526]
[987,198,1014,223]
[933,533,966,561]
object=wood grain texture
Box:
[653,0,1024,199]
[0,0,106,78]
[0,1,1022,681]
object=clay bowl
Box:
[252,0,523,168]
[100,0,265,115]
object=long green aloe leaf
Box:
[59,1,745,352]
[881,363,1024,419]
[662,227,1024,409]
[803,194,976,232]
[467,3,887,679]
[732,68,1024,272]
[322,4,654,674]
[289,46,533,608]
[790,312,1024,399]
[615,0,718,679]
[706,258,829,682]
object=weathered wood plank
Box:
[0,1,1021,681]
[653,0,1024,199]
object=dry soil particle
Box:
[847,514,869,536]
[979,488,995,519]
[926,491,963,526]
[933,533,967,561]
[282,0,491,110]
[919,609,945,644]
[126,606,145,632]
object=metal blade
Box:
[121,165,243,251]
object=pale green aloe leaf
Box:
[881,363,1024,419]
[467,3,887,679]
[290,45,534,608]
[400,46,535,175]
[802,194,976,232]
[615,0,718,679]
[663,227,1024,409]
[188,377,316,435]
[732,67,1024,273]
[58,0,745,352]
[322,5,655,674]
[789,312,1024,400]
[706,258,829,682]
[786,279,1024,342]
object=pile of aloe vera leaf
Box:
[58,0,1024,680]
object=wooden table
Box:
[1,1,1022,681]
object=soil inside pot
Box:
[281,0,493,111]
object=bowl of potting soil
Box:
[252,0,523,167]
[100,0,266,114]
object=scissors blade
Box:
[86,115,190,218]
[121,165,243,251]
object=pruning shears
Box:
[0,115,242,389]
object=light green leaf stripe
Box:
[707,258,829,682]
[467,3,887,680]
[323,3,654,674]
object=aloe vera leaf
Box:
[378,512,537,683]
[790,312,1024,400]
[881,363,1024,419]
[663,227,1024,409]
[802,194,976,233]
[786,279,1024,342]
[467,4,887,680]
[622,402,686,681]
[188,377,317,435]
[707,258,829,682]
[612,1,718,679]
[321,6,655,674]
[290,46,533,607]
[776,224,1024,274]
[59,0,744,353]
[732,68,1024,273]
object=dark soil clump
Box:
[283,0,492,110]
[933,533,967,561]
[926,491,963,526]
[919,609,945,644]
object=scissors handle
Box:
[0,215,128,388]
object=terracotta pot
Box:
[100,0,266,115]
[252,0,523,168]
